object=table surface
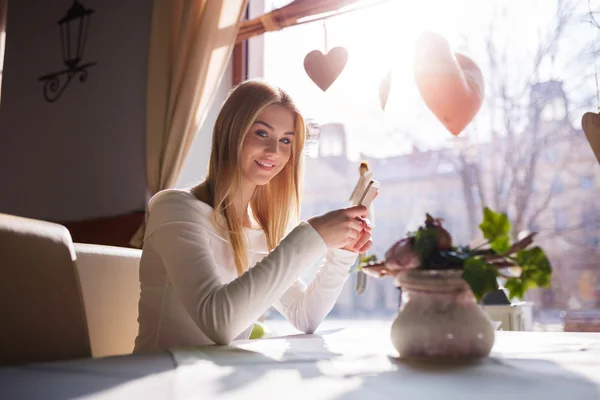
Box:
[1,323,599,400]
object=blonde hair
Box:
[205,79,306,275]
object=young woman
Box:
[134,79,373,352]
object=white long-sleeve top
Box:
[133,189,357,351]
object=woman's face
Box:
[240,105,296,187]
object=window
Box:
[584,236,600,249]
[554,208,567,232]
[551,176,564,194]
[260,0,600,331]
[541,97,567,122]
[315,123,347,157]
[581,174,594,189]
[544,148,559,163]
[581,205,600,229]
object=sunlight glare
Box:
[263,0,562,159]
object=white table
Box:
[1,325,599,399]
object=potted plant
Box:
[359,207,552,359]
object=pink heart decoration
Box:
[413,32,484,136]
[582,112,600,165]
[379,70,392,111]
[304,47,348,92]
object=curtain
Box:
[0,0,7,103]
[130,0,248,247]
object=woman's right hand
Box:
[307,205,368,251]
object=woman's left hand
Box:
[343,218,372,253]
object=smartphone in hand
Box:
[354,179,379,296]
[358,180,380,208]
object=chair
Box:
[74,243,141,357]
[0,213,91,365]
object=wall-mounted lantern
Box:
[38,1,96,103]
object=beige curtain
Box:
[130,0,248,247]
[0,0,7,103]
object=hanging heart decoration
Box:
[413,32,484,136]
[583,112,600,164]
[304,46,348,92]
[379,70,392,111]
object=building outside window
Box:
[257,0,600,331]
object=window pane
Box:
[261,0,600,332]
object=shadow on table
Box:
[175,330,352,395]
[329,356,600,400]
[174,332,598,399]
[0,352,177,400]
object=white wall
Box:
[0,0,152,221]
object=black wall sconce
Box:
[38,1,97,103]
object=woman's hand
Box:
[345,218,372,253]
[308,206,371,252]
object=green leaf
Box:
[479,207,510,243]
[491,235,511,254]
[504,277,527,300]
[462,258,499,302]
[516,247,552,288]
[349,254,378,273]
[501,247,552,301]
[358,254,377,268]
[413,228,438,267]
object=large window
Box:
[261,0,600,331]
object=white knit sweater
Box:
[133,189,357,351]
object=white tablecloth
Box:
[171,326,600,400]
[1,325,599,399]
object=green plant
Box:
[360,207,552,302]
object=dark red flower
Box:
[385,238,420,271]
[425,214,453,250]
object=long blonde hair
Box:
[205,79,306,275]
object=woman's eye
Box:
[280,138,292,145]
[255,130,268,137]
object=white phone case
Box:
[358,180,380,208]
